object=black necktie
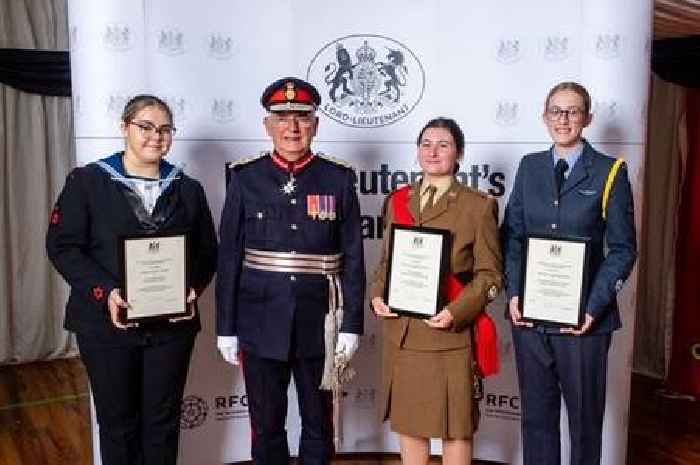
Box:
[555,159,569,195]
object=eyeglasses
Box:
[545,107,587,122]
[267,115,316,128]
[129,120,177,137]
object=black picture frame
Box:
[384,224,452,319]
[519,233,591,328]
[119,232,189,324]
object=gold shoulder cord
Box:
[602,158,625,220]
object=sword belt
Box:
[243,248,343,274]
[243,248,345,393]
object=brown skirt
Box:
[383,343,479,439]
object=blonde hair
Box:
[544,82,591,114]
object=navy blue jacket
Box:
[216,152,365,361]
[46,153,218,345]
[501,142,637,333]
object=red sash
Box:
[391,186,500,377]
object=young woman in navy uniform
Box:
[216,77,365,465]
[502,82,637,465]
[46,95,217,465]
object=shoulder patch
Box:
[315,152,356,172]
[227,151,269,170]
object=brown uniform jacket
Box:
[370,179,504,351]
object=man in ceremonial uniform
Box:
[216,77,365,465]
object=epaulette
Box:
[462,184,492,200]
[227,151,269,170]
[315,152,356,173]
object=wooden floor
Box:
[0,358,698,465]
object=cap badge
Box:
[285,82,296,101]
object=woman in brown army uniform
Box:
[370,117,503,465]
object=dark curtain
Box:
[652,36,700,88]
[0,0,76,363]
[668,89,700,397]
[0,48,70,96]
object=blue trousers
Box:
[512,328,611,465]
[241,350,333,465]
[78,333,195,465]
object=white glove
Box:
[335,332,359,360]
[217,336,240,365]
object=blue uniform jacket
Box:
[46,152,218,345]
[216,152,366,361]
[501,141,637,333]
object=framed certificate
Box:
[385,224,451,318]
[120,233,188,323]
[520,234,591,327]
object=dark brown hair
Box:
[121,94,173,124]
[416,117,465,156]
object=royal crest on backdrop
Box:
[542,35,570,62]
[211,99,236,123]
[103,23,132,52]
[307,35,425,128]
[158,28,185,56]
[595,33,622,60]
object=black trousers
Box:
[512,328,612,465]
[242,350,333,465]
[77,333,195,465]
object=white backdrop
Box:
[68,1,652,464]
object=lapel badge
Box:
[92,286,105,302]
[487,285,498,301]
[49,207,61,226]
[307,195,319,219]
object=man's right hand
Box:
[217,336,240,365]
[509,296,533,327]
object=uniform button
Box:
[257,212,264,219]
[551,223,557,229]
[290,198,297,205]
[290,275,296,281]
[291,224,298,230]
[553,200,559,206]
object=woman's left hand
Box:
[424,308,454,330]
[560,313,594,335]
[169,288,197,323]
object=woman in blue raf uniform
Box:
[216,77,365,465]
[501,82,637,465]
[46,95,217,465]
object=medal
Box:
[319,195,328,220]
[281,173,296,195]
[307,195,319,219]
[328,195,336,220]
